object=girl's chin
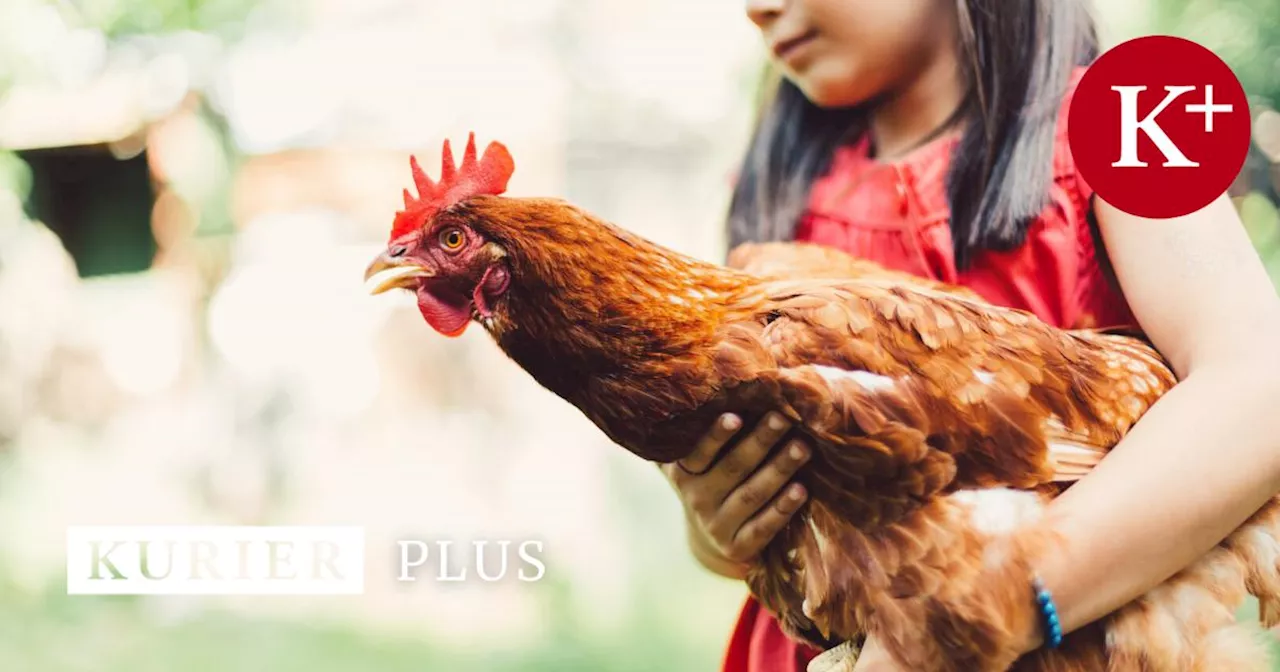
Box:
[792,78,865,109]
[787,64,871,109]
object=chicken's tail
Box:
[1224,496,1280,628]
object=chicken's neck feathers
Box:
[471,197,759,407]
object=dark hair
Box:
[727,0,1098,269]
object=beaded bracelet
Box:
[1032,575,1064,649]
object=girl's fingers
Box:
[712,440,810,539]
[701,412,792,502]
[673,413,743,478]
[685,413,792,518]
[726,482,808,562]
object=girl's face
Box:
[745,0,957,108]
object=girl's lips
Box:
[772,29,818,62]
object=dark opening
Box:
[19,145,155,277]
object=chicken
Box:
[365,135,1280,671]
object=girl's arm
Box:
[1026,193,1280,646]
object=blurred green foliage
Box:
[0,574,724,672]
[1139,0,1280,108]
[64,0,302,40]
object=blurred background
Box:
[0,0,1276,670]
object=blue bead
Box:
[1033,575,1065,648]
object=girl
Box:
[659,0,1280,670]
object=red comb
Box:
[389,133,515,242]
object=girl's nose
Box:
[744,0,783,29]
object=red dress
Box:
[721,70,1133,672]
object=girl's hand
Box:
[661,412,811,578]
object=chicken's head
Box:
[364,134,515,337]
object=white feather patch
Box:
[949,488,1044,536]
[1048,442,1103,462]
[807,517,829,554]
[813,365,896,391]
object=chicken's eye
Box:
[439,228,465,252]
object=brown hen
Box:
[366,136,1280,671]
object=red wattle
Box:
[417,288,472,337]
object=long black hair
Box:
[727,0,1098,269]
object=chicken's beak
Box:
[364,251,435,295]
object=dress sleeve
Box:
[720,596,819,672]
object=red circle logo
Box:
[1068,36,1251,219]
